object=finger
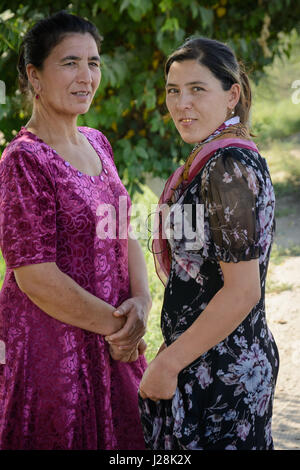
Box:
[105,319,136,343]
[138,340,147,355]
[117,342,139,351]
[110,326,143,347]
[109,332,143,348]
[112,309,126,318]
[129,350,139,362]
[112,300,133,317]
[114,327,145,345]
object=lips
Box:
[179,118,197,123]
[71,91,90,96]
[179,117,197,128]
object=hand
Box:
[105,296,151,350]
[137,337,147,356]
[109,338,147,363]
[138,351,178,401]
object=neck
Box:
[26,105,81,146]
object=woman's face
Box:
[27,33,101,117]
[166,59,240,144]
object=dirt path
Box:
[266,194,300,450]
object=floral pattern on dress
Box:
[0,126,147,450]
[139,147,279,450]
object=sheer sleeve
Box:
[202,149,260,263]
[0,147,57,269]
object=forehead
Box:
[48,33,99,59]
[166,60,217,85]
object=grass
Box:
[256,138,300,197]
[251,33,300,148]
[265,243,300,295]
[275,207,297,218]
[270,243,300,265]
[131,185,164,362]
[0,255,5,285]
[266,280,293,295]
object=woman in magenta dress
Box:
[0,11,150,450]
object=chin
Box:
[180,134,201,145]
[75,106,91,115]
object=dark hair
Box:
[165,37,252,125]
[17,10,102,96]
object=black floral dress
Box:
[139,147,279,450]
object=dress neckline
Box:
[20,126,104,178]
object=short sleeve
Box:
[0,147,57,268]
[202,150,260,263]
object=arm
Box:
[2,148,125,337]
[106,236,152,358]
[14,262,126,336]
[156,342,167,356]
[139,258,261,401]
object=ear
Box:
[227,83,241,109]
[26,64,42,94]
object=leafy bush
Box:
[1,0,300,193]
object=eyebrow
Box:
[60,55,101,62]
[166,81,208,87]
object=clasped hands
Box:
[105,296,179,401]
[105,296,150,362]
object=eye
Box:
[192,86,205,92]
[63,62,76,67]
[89,62,100,68]
[167,88,179,94]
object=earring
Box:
[35,94,39,100]
[226,108,234,120]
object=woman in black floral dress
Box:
[138,37,279,450]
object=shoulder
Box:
[209,145,260,169]
[1,128,50,166]
[200,145,263,196]
[0,129,53,180]
[78,126,114,158]
[202,145,263,179]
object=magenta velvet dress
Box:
[0,126,147,450]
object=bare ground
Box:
[266,194,300,450]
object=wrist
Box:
[134,293,152,316]
[103,312,126,336]
[155,346,182,376]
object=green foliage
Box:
[0,254,5,286]
[1,0,300,193]
[251,32,300,146]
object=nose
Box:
[176,91,193,110]
[77,63,92,83]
